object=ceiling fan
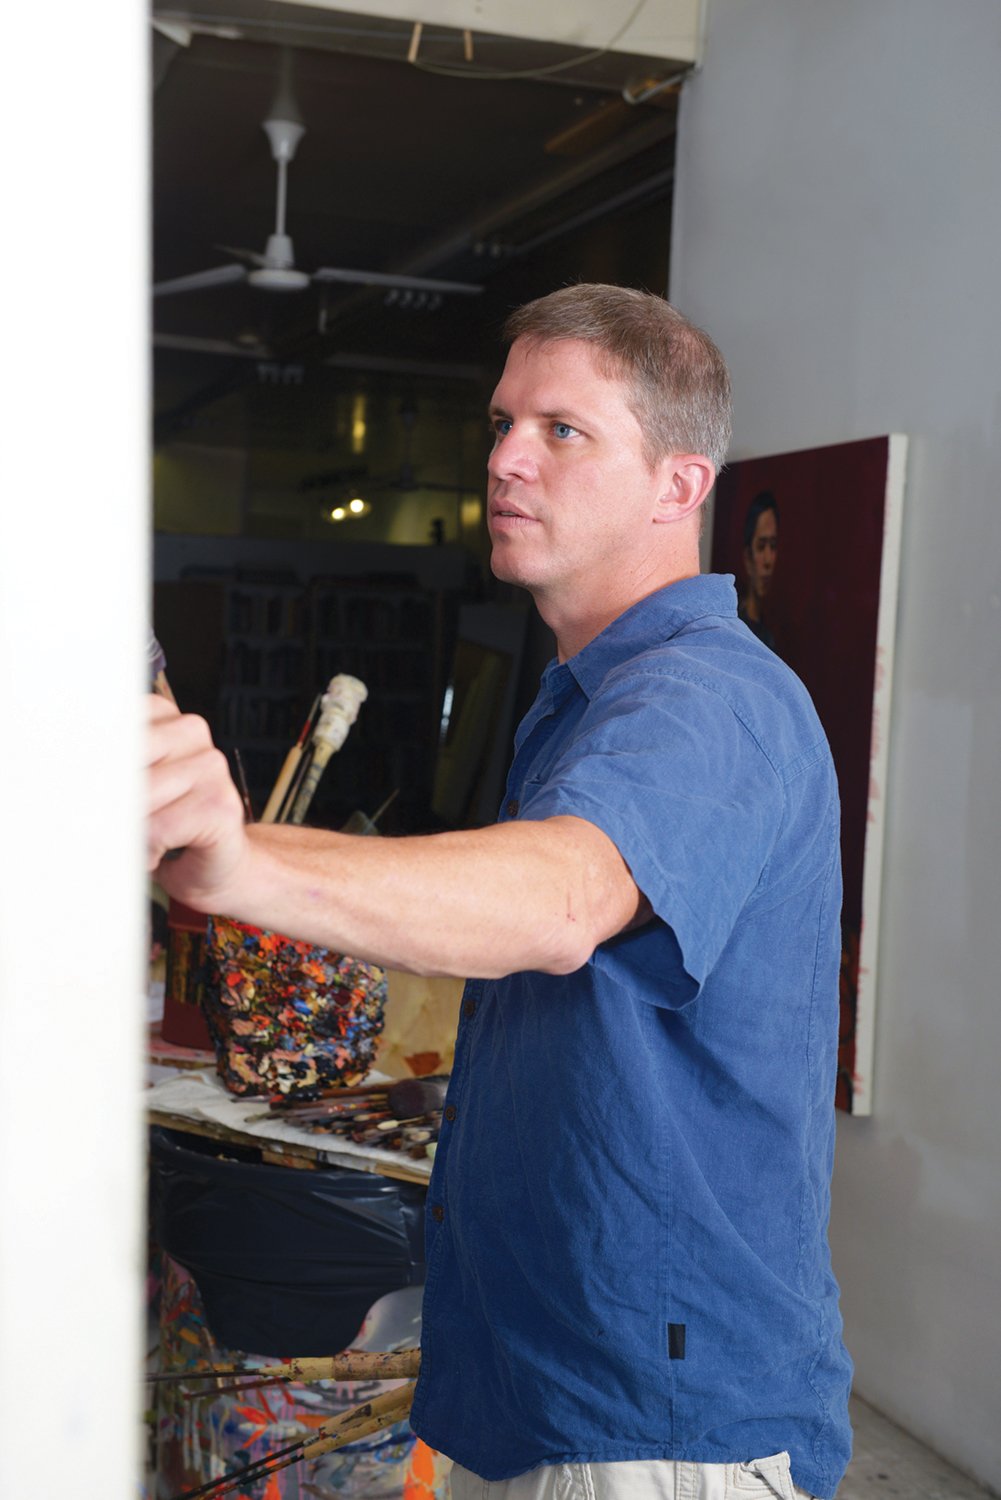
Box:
[153,96,483,303]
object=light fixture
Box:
[325,496,371,524]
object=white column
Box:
[0,3,148,1497]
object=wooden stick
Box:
[232,748,254,822]
[260,694,320,823]
[276,740,315,823]
[168,1381,415,1500]
[149,1347,420,1386]
[302,1380,415,1458]
[178,1364,403,1400]
[246,1080,392,1122]
[263,742,305,822]
[369,786,399,828]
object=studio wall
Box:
[671,1,1001,1483]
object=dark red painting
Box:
[712,435,907,1113]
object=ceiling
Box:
[151,1,689,522]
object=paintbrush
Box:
[149,1348,420,1387]
[260,693,320,823]
[168,1381,416,1500]
[276,738,315,823]
[147,630,177,705]
[269,1076,448,1120]
[287,674,367,824]
[148,629,186,860]
[245,1079,394,1122]
[232,747,254,823]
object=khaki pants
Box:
[450,1452,817,1500]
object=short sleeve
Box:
[517,667,783,1001]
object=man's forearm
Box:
[147,699,645,978]
[207,815,642,980]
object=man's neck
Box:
[541,567,702,662]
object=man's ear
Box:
[652,455,717,525]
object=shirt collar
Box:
[553,573,738,701]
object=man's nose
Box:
[487,425,538,483]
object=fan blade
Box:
[313,267,482,296]
[216,243,272,269]
[153,333,270,358]
[153,264,247,298]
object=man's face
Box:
[486,338,667,604]
[744,508,778,600]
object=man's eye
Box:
[493,418,512,437]
[553,422,577,439]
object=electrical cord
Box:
[407,0,652,82]
[154,0,654,86]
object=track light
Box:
[325,497,371,524]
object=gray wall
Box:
[670,0,1001,1485]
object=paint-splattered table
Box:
[146,1067,433,1185]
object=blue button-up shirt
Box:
[410,575,853,1498]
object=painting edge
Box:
[851,433,908,1115]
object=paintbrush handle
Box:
[287,740,335,824]
[260,693,321,824]
[261,1349,421,1383]
[260,743,302,823]
[148,1347,421,1387]
[303,1381,416,1460]
[286,674,367,823]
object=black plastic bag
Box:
[149,1127,426,1356]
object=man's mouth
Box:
[490,500,535,524]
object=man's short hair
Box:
[503,283,732,473]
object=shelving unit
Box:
[154,562,460,833]
[306,576,443,831]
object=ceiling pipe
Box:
[319,110,678,335]
[509,166,675,259]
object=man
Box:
[737,489,780,650]
[149,284,852,1500]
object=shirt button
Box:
[431,1203,445,1223]
[444,1105,457,1122]
[463,1000,477,1020]
[505,799,519,817]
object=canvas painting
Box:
[711,435,907,1114]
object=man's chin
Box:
[489,545,526,586]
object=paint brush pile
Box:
[259,1074,449,1159]
[199,671,394,1099]
[152,1351,420,1500]
[261,674,367,826]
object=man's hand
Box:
[146,695,248,911]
